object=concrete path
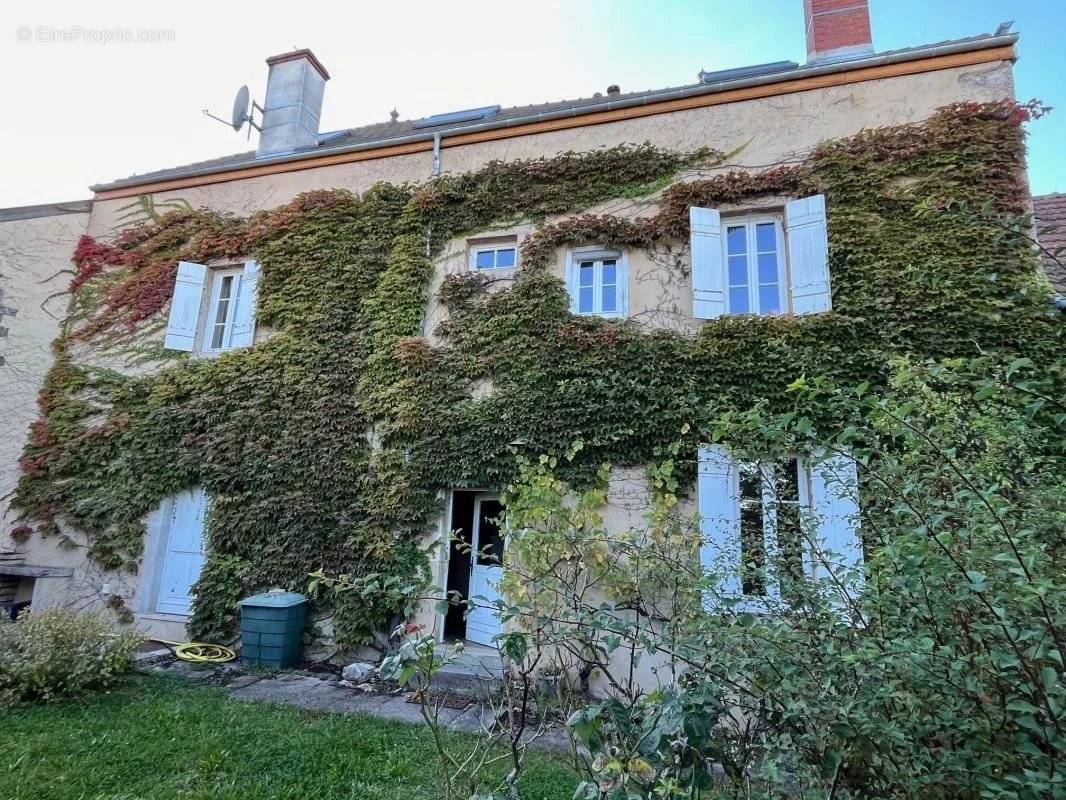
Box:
[226,672,491,732]
[143,656,569,746]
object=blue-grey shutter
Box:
[805,451,863,581]
[690,207,725,319]
[698,444,742,600]
[163,261,207,351]
[785,195,831,314]
[229,259,260,348]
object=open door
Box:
[445,492,504,646]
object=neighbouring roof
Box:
[90,29,1018,196]
[0,199,92,223]
[1033,193,1066,293]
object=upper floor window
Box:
[204,268,245,353]
[565,248,628,318]
[471,244,517,271]
[690,195,830,320]
[725,219,785,315]
[163,260,259,354]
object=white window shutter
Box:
[565,254,580,314]
[229,259,260,348]
[785,194,831,314]
[690,207,725,319]
[805,451,863,582]
[163,261,207,351]
[617,254,629,317]
[698,444,742,600]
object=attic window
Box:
[470,243,518,271]
[413,105,501,130]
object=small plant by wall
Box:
[12,100,1061,646]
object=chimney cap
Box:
[606,84,621,96]
[265,48,330,81]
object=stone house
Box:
[0,1,1039,662]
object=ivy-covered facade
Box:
[2,29,1058,655]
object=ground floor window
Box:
[698,446,863,608]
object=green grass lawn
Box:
[1,675,578,800]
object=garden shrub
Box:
[0,609,143,705]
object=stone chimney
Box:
[256,49,330,158]
[803,0,873,64]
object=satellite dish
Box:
[231,85,250,131]
[204,84,261,136]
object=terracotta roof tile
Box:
[1033,193,1066,293]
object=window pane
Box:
[475,250,495,269]
[211,324,225,350]
[476,500,505,566]
[739,464,766,596]
[775,459,803,586]
[213,277,233,326]
[755,222,777,253]
[601,261,616,286]
[757,253,779,284]
[579,262,595,287]
[496,247,516,268]
[728,256,748,287]
[601,284,616,312]
[729,287,749,314]
[579,286,594,313]
[759,285,781,314]
[727,225,747,255]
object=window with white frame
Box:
[690,195,830,320]
[725,219,785,315]
[470,243,517,271]
[203,268,245,353]
[698,444,863,609]
[163,259,260,353]
[566,249,628,317]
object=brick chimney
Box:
[803,0,873,64]
[256,49,330,158]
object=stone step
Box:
[432,642,504,696]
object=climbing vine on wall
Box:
[12,101,1061,647]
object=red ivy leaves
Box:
[71,235,144,292]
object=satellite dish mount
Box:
[203,85,264,139]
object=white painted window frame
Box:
[566,246,629,318]
[722,215,788,316]
[469,242,519,271]
[700,447,861,614]
[201,267,245,354]
[740,457,812,606]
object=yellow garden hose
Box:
[153,639,237,663]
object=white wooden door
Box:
[156,488,207,616]
[465,496,504,645]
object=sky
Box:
[0,0,1062,209]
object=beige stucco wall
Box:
[0,211,88,528]
[1,57,1015,649]
[86,60,1013,233]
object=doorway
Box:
[156,488,207,616]
[443,491,504,645]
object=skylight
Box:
[412,105,502,130]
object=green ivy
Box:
[12,103,1062,646]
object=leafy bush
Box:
[490,355,1065,799]
[0,609,143,705]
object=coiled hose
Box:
[152,639,237,663]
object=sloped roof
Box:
[91,29,1018,194]
[1033,193,1066,293]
